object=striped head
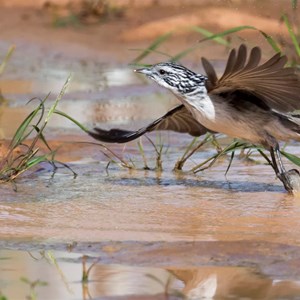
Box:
[135,62,207,96]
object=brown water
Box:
[1,141,300,299]
[1,42,300,300]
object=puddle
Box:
[1,249,300,300]
[1,136,300,298]
[1,26,300,300]
[0,158,300,244]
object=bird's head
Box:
[135,62,207,96]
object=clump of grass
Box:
[0,67,135,184]
[0,76,76,186]
[190,140,252,174]
[174,133,216,171]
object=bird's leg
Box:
[269,145,293,192]
[265,133,295,192]
[269,147,280,174]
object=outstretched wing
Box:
[202,44,300,112]
[88,105,208,143]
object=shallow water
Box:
[1,159,300,244]
[1,147,300,299]
[1,43,300,300]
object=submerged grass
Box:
[20,277,47,300]
[174,134,215,171]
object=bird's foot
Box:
[278,169,300,193]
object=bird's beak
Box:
[134,67,152,75]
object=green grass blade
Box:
[26,155,48,168]
[27,96,47,127]
[171,45,199,62]
[258,30,282,53]
[282,14,300,57]
[10,104,43,148]
[54,109,89,132]
[281,150,300,167]
[9,96,50,149]
[171,26,231,61]
[198,26,256,43]
[137,138,149,170]
[131,32,173,64]
[32,125,52,152]
[198,25,281,53]
[0,45,15,75]
[191,140,249,173]
[46,74,72,122]
[225,150,235,176]
[257,149,273,166]
[192,26,230,46]
[181,137,199,158]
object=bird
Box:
[88,44,300,192]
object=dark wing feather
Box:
[243,46,261,70]
[88,105,208,143]
[201,57,218,87]
[203,44,300,112]
[231,43,247,73]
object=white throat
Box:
[176,85,216,122]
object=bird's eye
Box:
[159,69,166,75]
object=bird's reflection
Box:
[84,263,300,299]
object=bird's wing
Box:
[88,105,208,143]
[202,44,300,112]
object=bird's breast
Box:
[182,94,262,143]
[183,94,217,124]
